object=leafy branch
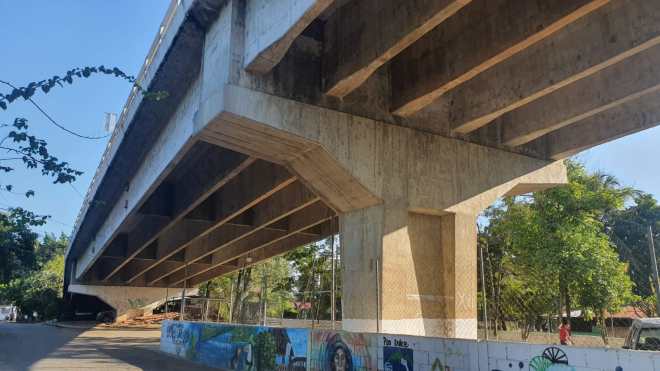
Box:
[0,65,167,110]
[0,117,83,200]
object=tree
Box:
[607,193,660,300]
[0,233,68,320]
[479,161,636,341]
[285,236,341,321]
[0,209,40,284]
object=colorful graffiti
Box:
[528,347,575,371]
[309,330,375,371]
[383,336,414,371]
[161,321,309,370]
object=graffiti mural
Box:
[383,336,414,371]
[528,347,575,371]
[309,330,375,371]
[160,321,309,370]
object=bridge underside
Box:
[66,0,660,338]
[80,140,338,289]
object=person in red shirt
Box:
[559,319,572,345]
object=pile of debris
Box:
[103,312,179,328]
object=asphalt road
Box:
[0,322,216,370]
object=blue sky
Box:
[1,1,659,237]
[0,0,170,235]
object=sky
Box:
[0,1,659,237]
[0,0,170,236]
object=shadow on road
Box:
[0,322,216,370]
[0,322,88,370]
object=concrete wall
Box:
[161,321,660,370]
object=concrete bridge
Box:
[65,0,660,338]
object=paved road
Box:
[0,322,216,370]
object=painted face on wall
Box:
[333,348,347,371]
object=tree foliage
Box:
[0,210,68,320]
[480,161,637,341]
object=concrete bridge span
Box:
[65,0,660,339]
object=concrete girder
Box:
[96,150,254,282]
[391,0,607,117]
[244,0,333,74]
[118,160,296,284]
[164,201,335,286]
[495,44,660,146]
[322,0,471,98]
[84,214,170,281]
[143,182,324,285]
[443,0,660,134]
[526,88,660,160]
[186,221,337,287]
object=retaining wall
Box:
[160,320,660,370]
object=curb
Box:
[44,321,97,330]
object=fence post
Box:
[648,225,660,315]
[480,245,489,340]
[180,263,188,321]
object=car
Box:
[623,318,660,351]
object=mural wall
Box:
[160,321,660,371]
[161,321,309,370]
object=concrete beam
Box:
[323,0,471,98]
[210,84,565,215]
[527,89,660,160]
[77,215,169,280]
[144,182,324,285]
[447,0,660,134]
[187,224,332,287]
[120,160,296,283]
[98,152,253,282]
[498,44,660,146]
[244,0,333,74]
[165,201,334,285]
[391,0,607,117]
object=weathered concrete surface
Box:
[0,323,214,371]
[391,0,607,117]
[323,0,470,98]
[244,0,332,73]
[498,44,660,146]
[67,284,186,317]
[443,0,660,134]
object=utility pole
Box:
[647,225,660,316]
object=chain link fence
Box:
[476,244,642,348]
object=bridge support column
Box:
[341,204,477,338]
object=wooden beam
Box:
[100,149,253,281]
[526,89,660,160]
[323,0,471,98]
[447,0,660,134]
[498,45,660,146]
[120,160,297,284]
[244,0,333,74]
[145,183,325,285]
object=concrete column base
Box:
[341,206,477,339]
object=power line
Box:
[0,80,109,140]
